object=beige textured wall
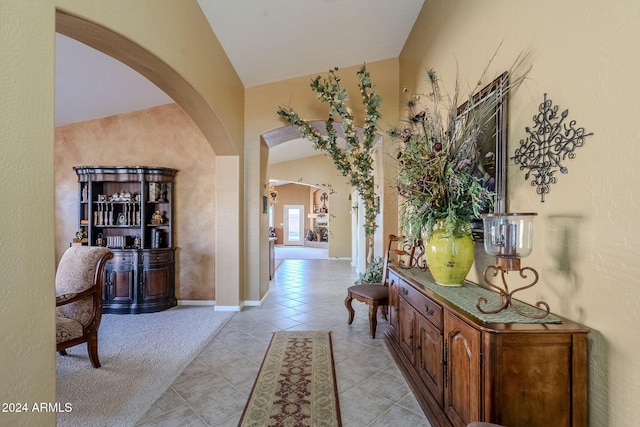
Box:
[0,1,57,424]
[55,104,217,300]
[0,1,243,424]
[403,1,640,425]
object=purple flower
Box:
[455,158,473,171]
[402,128,412,142]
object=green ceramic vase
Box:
[426,224,474,286]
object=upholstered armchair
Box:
[56,246,113,368]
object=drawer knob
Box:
[156,256,160,260]
[424,304,435,316]
[401,288,409,296]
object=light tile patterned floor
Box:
[136,258,430,426]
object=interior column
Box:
[215,155,242,310]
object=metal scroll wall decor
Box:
[512,94,593,202]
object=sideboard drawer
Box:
[399,282,443,329]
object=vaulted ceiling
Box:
[55,1,424,162]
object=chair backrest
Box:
[56,246,113,327]
[381,234,425,286]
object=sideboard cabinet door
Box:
[444,311,481,427]
[398,298,416,365]
[417,314,444,407]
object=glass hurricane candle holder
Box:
[478,212,550,319]
[482,213,536,270]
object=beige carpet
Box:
[56,306,233,427]
[239,331,341,427]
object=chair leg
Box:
[344,293,355,325]
[380,305,388,321]
[87,333,101,368]
[368,301,379,339]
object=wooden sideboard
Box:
[385,265,589,427]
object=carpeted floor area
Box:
[56,306,233,427]
[239,331,341,427]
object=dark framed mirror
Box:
[456,71,508,241]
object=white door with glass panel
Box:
[283,205,304,246]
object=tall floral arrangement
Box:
[389,56,530,239]
[277,65,382,237]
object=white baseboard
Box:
[244,289,271,307]
[178,300,216,306]
[214,303,244,312]
[178,288,274,311]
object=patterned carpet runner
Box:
[239,331,342,427]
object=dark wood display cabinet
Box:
[74,166,177,314]
[385,266,589,427]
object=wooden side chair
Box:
[345,234,422,338]
[55,246,113,368]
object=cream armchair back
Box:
[55,246,113,368]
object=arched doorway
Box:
[262,123,385,269]
[54,11,243,312]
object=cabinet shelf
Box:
[94,225,141,229]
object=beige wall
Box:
[0,1,243,424]
[55,104,217,300]
[403,1,640,425]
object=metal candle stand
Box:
[477,213,550,319]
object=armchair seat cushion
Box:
[56,315,84,343]
[347,284,389,302]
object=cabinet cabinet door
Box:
[445,311,481,427]
[417,315,444,407]
[398,298,415,364]
[141,250,173,301]
[141,264,171,301]
[104,254,136,303]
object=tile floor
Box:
[135,258,431,426]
